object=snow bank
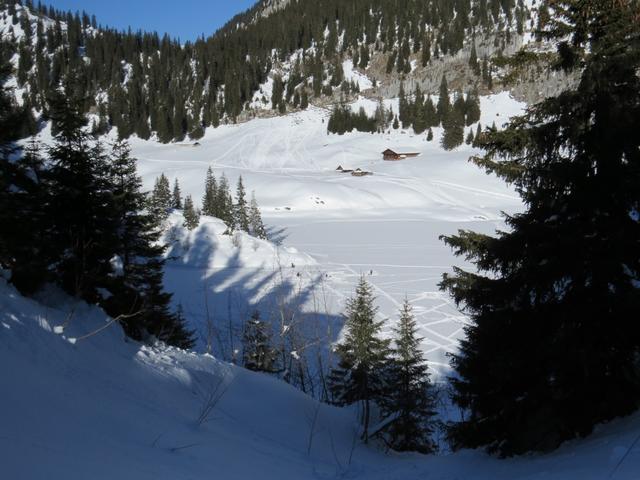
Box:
[2,278,639,479]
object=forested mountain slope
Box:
[0,0,538,142]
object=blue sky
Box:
[45,0,258,41]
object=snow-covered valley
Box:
[131,93,524,373]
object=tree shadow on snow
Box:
[163,227,344,397]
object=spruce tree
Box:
[0,47,27,266]
[243,311,280,373]
[441,0,640,456]
[172,178,182,209]
[44,88,119,302]
[329,276,391,442]
[234,175,250,233]
[412,85,427,134]
[464,88,481,126]
[0,107,46,291]
[150,173,172,220]
[472,123,483,147]
[437,75,451,125]
[248,191,267,240]
[381,300,437,453]
[469,41,480,75]
[183,195,200,231]
[424,96,438,128]
[216,173,234,228]
[202,166,217,216]
[105,141,194,348]
[465,128,474,145]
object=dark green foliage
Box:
[0,80,193,348]
[398,81,410,128]
[327,105,378,135]
[424,96,438,128]
[44,88,119,302]
[243,311,280,373]
[234,175,250,232]
[412,86,427,134]
[465,128,474,145]
[442,0,640,456]
[202,166,217,217]
[437,75,451,123]
[464,88,481,126]
[216,173,235,229]
[248,191,267,240]
[183,195,200,230]
[150,173,172,221]
[172,178,182,209]
[469,40,480,75]
[441,90,466,150]
[0,44,44,290]
[380,300,437,453]
[104,141,194,348]
[329,276,391,442]
[272,74,284,110]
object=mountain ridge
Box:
[0,0,554,144]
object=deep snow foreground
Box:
[2,277,640,480]
[131,93,524,373]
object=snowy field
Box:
[131,93,524,375]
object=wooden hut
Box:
[382,149,420,161]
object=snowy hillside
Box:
[2,276,639,479]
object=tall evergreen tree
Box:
[44,88,119,302]
[437,75,451,124]
[172,178,182,209]
[182,195,200,230]
[464,88,481,126]
[0,50,46,291]
[234,175,250,233]
[329,276,391,442]
[105,141,194,348]
[441,0,640,456]
[248,191,267,240]
[469,40,480,75]
[216,173,235,229]
[150,173,172,220]
[202,166,217,216]
[380,300,437,453]
[243,311,280,373]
